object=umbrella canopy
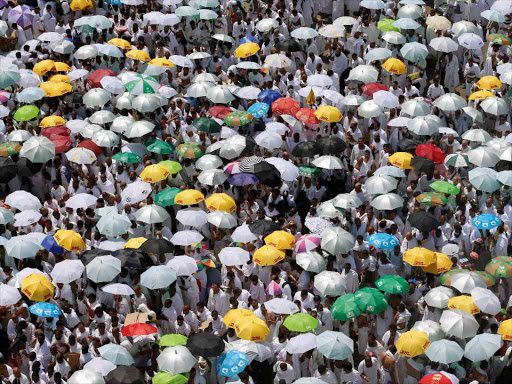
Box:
[186,333,225,357]
[440,309,479,338]
[106,366,144,384]
[464,334,502,362]
[140,266,177,289]
[425,340,464,364]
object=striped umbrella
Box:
[125,75,159,95]
[239,156,264,173]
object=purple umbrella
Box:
[0,0,8,8]
[9,5,35,28]
[228,173,258,186]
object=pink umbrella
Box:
[224,161,241,175]
[295,234,321,253]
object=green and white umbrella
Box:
[125,75,159,95]
[0,64,21,89]
[444,152,470,167]
[20,136,55,163]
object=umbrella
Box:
[425,340,464,364]
[98,344,134,366]
[469,167,500,192]
[365,47,392,61]
[331,294,361,321]
[396,331,430,357]
[408,211,440,232]
[476,75,503,90]
[5,236,41,259]
[264,298,299,315]
[416,143,446,164]
[68,371,105,384]
[96,214,131,237]
[134,204,170,224]
[106,366,144,384]
[283,313,318,332]
[86,256,121,283]
[176,208,207,228]
[375,275,409,294]
[389,152,414,169]
[499,319,512,341]
[440,309,479,338]
[472,213,501,230]
[297,251,327,273]
[291,141,320,157]
[368,233,399,250]
[401,42,429,62]
[216,351,249,377]
[370,193,404,210]
[235,317,270,342]
[471,287,501,315]
[314,271,345,296]
[29,302,61,318]
[0,283,22,306]
[253,245,285,266]
[186,333,225,357]
[480,96,509,115]
[218,247,250,266]
[286,333,317,354]
[464,334,502,362]
[158,335,188,348]
[404,247,436,267]
[13,210,41,227]
[321,227,354,255]
[8,5,34,27]
[347,65,379,83]
[448,296,480,314]
[358,100,383,118]
[312,155,343,170]
[21,274,54,302]
[316,331,353,361]
[449,271,487,293]
[426,15,451,29]
[486,256,512,278]
[433,93,466,111]
[20,136,55,163]
[467,146,500,167]
[140,266,177,289]
[84,358,117,377]
[51,260,84,284]
[101,283,135,296]
[373,90,399,108]
[157,346,197,374]
[166,256,197,277]
[207,211,237,228]
[412,320,446,342]
[364,175,398,194]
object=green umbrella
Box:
[155,187,181,207]
[331,294,360,321]
[416,192,448,206]
[0,142,21,157]
[125,74,159,95]
[152,372,188,384]
[375,275,409,294]
[157,334,188,347]
[283,313,319,332]
[176,142,203,159]
[429,181,460,195]
[299,165,320,177]
[378,19,400,32]
[224,111,253,127]
[354,287,388,314]
[158,160,183,174]
[14,105,40,122]
[194,117,222,134]
[485,256,512,278]
[112,152,142,164]
[148,140,174,155]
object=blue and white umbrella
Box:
[247,102,270,118]
[41,235,65,255]
[240,35,259,44]
[368,233,399,250]
[216,350,249,377]
[472,214,501,230]
[29,302,62,318]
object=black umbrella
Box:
[140,238,174,255]
[0,158,17,183]
[186,332,225,357]
[316,136,347,155]
[81,249,111,265]
[411,156,435,173]
[16,158,43,177]
[291,141,320,158]
[106,366,144,384]
[275,38,302,52]
[240,136,257,157]
[408,211,440,232]
[113,248,152,269]
[249,219,281,236]
[239,156,265,173]
[398,139,422,152]
[254,162,282,188]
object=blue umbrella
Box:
[216,350,249,377]
[258,89,282,105]
[41,235,64,255]
[240,35,259,44]
[29,302,61,318]
[228,173,259,186]
[472,214,501,230]
[247,102,270,118]
[368,233,399,250]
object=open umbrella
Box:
[140,266,177,289]
[186,333,225,357]
[440,309,479,338]
[425,340,464,364]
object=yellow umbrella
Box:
[40,81,73,97]
[234,43,260,58]
[422,252,453,274]
[403,247,436,267]
[22,274,54,302]
[40,116,66,128]
[498,319,512,341]
[382,58,406,75]
[174,189,205,205]
[109,38,132,50]
[468,90,495,100]
[314,106,343,123]
[70,0,94,11]
[123,237,147,249]
[425,15,451,30]
[205,193,236,213]
[54,229,86,252]
[223,309,256,328]
[33,60,56,76]
[50,74,71,84]
[389,152,413,169]
[306,88,315,105]
[395,330,430,357]
[264,231,296,250]
[235,317,270,342]
[149,58,175,68]
[140,164,170,183]
[476,76,503,90]
[53,62,71,72]
[448,296,480,314]
[253,245,285,266]
[126,49,151,62]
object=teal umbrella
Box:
[316,331,354,360]
[468,167,500,192]
[155,188,181,207]
[112,152,141,164]
[400,42,429,63]
[147,140,174,155]
[331,294,360,321]
[0,65,21,89]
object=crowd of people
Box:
[0,0,509,384]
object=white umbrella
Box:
[433,93,466,111]
[193,73,219,83]
[364,47,392,61]
[342,94,365,106]
[0,208,13,225]
[169,55,194,68]
[347,65,379,83]
[218,247,250,266]
[462,128,492,142]
[68,370,105,384]
[498,169,512,185]
[464,334,502,362]
[89,110,116,125]
[286,333,317,354]
[111,116,135,134]
[256,18,278,32]
[207,86,235,104]
[124,120,155,138]
[358,100,382,118]
[373,90,399,109]
[98,44,123,58]
[471,287,501,315]
[364,175,398,194]
[291,27,319,39]
[14,210,41,227]
[440,309,479,338]
[86,256,122,283]
[176,208,208,228]
[407,116,439,135]
[207,211,237,228]
[51,260,85,284]
[314,271,345,296]
[186,82,214,98]
[307,74,333,88]
[157,346,197,374]
[171,230,204,246]
[135,204,170,224]
[6,190,41,211]
[265,158,299,182]
[16,87,46,103]
[226,340,272,363]
[75,45,98,59]
[197,169,228,186]
[20,136,55,163]
[231,224,258,243]
[100,76,125,94]
[83,88,112,108]
[334,16,358,26]
[374,166,406,177]
[0,283,22,306]
[131,94,161,113]
[425,340,464,364]
[360,0,386,8]
[321,227,354,255]
[66,193,98,210]
[7,130,31,142]
[312,155,343,170]
[236,86,261,100]
[5,235,41,259]
[480,97,509,115]
[411,320,446,342]
[195,154,223,171]
[96,214,132,237]
[316,331,354,361]
[80,124,102,139]
[401,98,430,116]
[50,39,74,54]
[121,181,152,204]
[318,24,345,38]
[92,130,120,148]
[382,31,406,44]
[467,146,500,167]
[255,131,283,150]
[458,33,484,49]
[101,283,135,296]
[264,298,299,314]
[296,251,327,273]
[84,358,117,376]
[370,193,404,210]
[334,194,363,209]
[212,34,235,43]
[166,256,198,276]
[140,266,177,289]
[424,286,456,308]
[450,272,487,294]
[38,31,63,42]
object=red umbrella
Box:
[362,83,388,96]
[295,108,319,125]
[88,69,117,88]
[272,97,300,116]
[121,322,158,337]
[416,143,446,164]
[41,126,70,138]
[208,106,232,119]
[78,139,103,156]
[419,372,457,384]
[50,135,73,154]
